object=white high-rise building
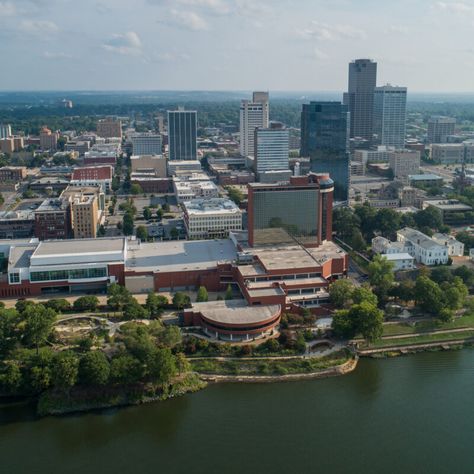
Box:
[239,91,269,157]
[0,124,12,139]
[131,133,162,155]
[254,126,289,176]
[373,85,407,149]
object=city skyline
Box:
[1,0,474,92]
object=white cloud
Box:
[436,1,474,14]
[299,21,366,41]
[166,10,209,30]
[42,51,73,59]
[19,19,59,34]
[312,47,328,60]
[102,31,143,56]
[0,2,17,17]
[389,25,409,34]
[153,51,191,62]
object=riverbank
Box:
[37,373,206,416]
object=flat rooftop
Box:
[190,299,280,325]
[183,198,240,215]
[8,244,36,270]
[32,238,125,258]
[126,239,237,272]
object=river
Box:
[1,350,474,474]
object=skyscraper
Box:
[97,118,122,139]
[0,124,12,139]
[167,109,197,161]
[254,123,290,181]
[373,85,407,149]
[427,116,456,143]
[300,101,350,201]
[239,91,269,157]
[344,59,377,141]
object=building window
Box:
[9,273,20,284]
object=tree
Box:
[136,225,148,241]
[176,352,191,375]
[22,304,57,354]
[414,206,443,230]
[147,348,177,385]
[438,308,454,323]
[123,212,134,236]
[143,207,152,220]
[452,265,474,287]
[414,276,444,314]
[97,225,106,237]
[347,229,367,252]
[352,285,378,306]
[352,302,384,343]
[0,308,20,356]
[368,254,395,303]
[333,207,360,240]
[173,292,191,309]
[374,208,401,239]
[146,292,168,318]
[196,286,209,302]
[332,310,355,339]
[110,354,144,384]
[430,266,453,284]
[226,186,244,206]
[329,279,354,308]
[0,362,22,394]
[52,351,79,391]
[389,280,415,304]
[15,299,34,314]
[73,296,99,312]
[162,203,170,212]
[156,207,164,220]
[79,351,110,386]
[443,277,468,310]
[107,282,132,311]
[123,299,149,320]
[130,183,143,195]
[225,284,233,300]
[157,325,182,347]
[45,298,71,313]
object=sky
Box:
[1,0,474,92]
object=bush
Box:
[73,296,99,312]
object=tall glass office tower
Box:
[300,101,350,202]
[167,109,197,161]
[343,59,377,141]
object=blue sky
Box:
[1,0,474,91]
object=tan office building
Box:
[97,118,122,139]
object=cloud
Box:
[0,2,17,17]
[149,0,231,14]
[299,21,366,41]
[42,51,73,59]
[436,1,474,14]
[153,51,191,62]
[166,10,209,30]
[102,31,143,55]
[389,25,409,34]
[312,47,328,60]
[19,20,59,34]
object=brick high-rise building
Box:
[97,118,123,139]
[40,127,58,151]
[247,173,334,248]
[34,198,71,240]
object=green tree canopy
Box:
[22,304,57,354]
[79,351,110,386]
[329,279,354,309]
[196,286,209,302]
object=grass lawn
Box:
[363,330,474,349]
[382,314,474,337]
[190,350,351,376]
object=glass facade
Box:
[252,188,318,245]
[301,101,350,202]
[168,110,197,161]
[30,267,107,283]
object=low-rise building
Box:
[130,154,167,177]
[183,198,242,239]
[408,174,444,187]
[431,143,474,164]
[423,199,473,225]
[167,160,202,176]
[384,253,415,271]
[432,233,465,256]
[397,227,449,265]
[0,166,27,183]
[0,211,35,239]
[65,140,91,156]
[173,174,218,203]
[71,165,113,192]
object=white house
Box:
[431,233,465,257]
[397,227,449,265]
[384,253,415,271]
